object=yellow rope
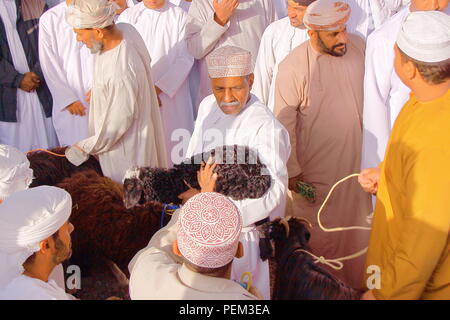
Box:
[317,173,371,232]
[240,272,253,291]
[302,173,371,270]
[27,148,66,157]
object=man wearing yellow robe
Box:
[359,11,450,300]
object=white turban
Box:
[397,11,450,63]
[0,144,33,201]
[66,0,119,29]
[0,186,72,287]
[206,46,253,79]
[303,0,351,31]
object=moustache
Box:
[220,101,240,108]
[332,43,346,50]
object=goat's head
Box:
[259,216,312,261]
[123,167,146,209]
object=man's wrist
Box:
[213,13,228,26]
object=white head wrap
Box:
[206,46,253,79]
[303,0,351,31]
[397,11,450,63]
[0,186,72,287]
[0,144,33,201]
[66,0,119,29]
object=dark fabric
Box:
[0,0,52,122]
[292,0,317,6]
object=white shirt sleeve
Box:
[361,34,393,169]
[252,26,276,107]
[39,17,79,112]
[155,13,194,98]
[185,1,230,59]
[78,77,137,155]
[230,119,290,226]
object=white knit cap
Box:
[177,192,242,268]
[0,186,72,288]
[397,11,450,63]
[66,0,119,29]
[206,46,253,78]
[0,144,32,201]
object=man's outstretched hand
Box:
[358,167,381,195]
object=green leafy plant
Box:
[295,181,316,203]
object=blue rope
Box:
[160,204,180,228]
[160,204,168,229]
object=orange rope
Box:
[27,148,66,157]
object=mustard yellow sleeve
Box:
[375,147,450,300]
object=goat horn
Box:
[279,218,290,238]
[297,217,313,228]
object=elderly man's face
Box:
[144,0,165,9]
[211,74,254,115]
[287,0,308,28]
[73,28,104,54]
[411,0,449,11]
[314,25,348,57]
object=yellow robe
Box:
[365,89,450,299]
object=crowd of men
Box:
[0,0,449,300]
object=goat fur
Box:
[266,217,363,300]
[123,145,272,208]
[57,170,169,275]
[28,147,103,187]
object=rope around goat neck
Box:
[27,148,66,157]
[302,173,371,270]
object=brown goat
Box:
[57,170,170,276]
[27,147,103,187]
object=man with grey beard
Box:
[64,0,167,183]
[182,46,290,300]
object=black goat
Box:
[123,145,271,208]
[262,217,363,300]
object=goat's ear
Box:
[259,237,273,261]
[123,177,144,209]
[299,226,311,247]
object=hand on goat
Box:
[178,180,200,205]
[358,167,380,195]
[198,157,218,193]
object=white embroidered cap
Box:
[206,46,253,79]
[177,192,242,268]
